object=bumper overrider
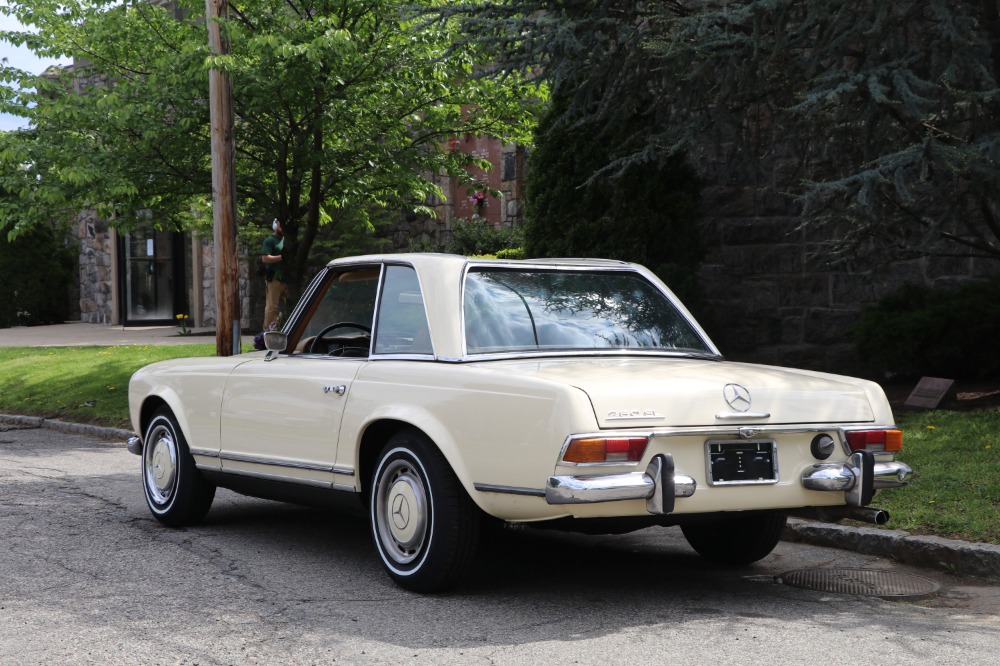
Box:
[545,451,912,515]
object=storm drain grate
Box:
[777,568,940,600]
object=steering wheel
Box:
[307,321,372,355]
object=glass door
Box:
[120,226,186,325]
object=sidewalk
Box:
[2,322,999,586]
[0,321,253,347]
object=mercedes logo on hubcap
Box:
[723,383,752,412]
[391,494,410,530]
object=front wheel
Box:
[142,407,216,527]
[369,429,480,592]
[681,512,787,565]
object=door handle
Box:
[323,385,346,396]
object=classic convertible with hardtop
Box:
[128,254,912,591]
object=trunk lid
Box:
[477,357,875,427]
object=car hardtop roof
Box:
[324,253,637,270]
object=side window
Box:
[297,267,380,356]
[374,265,433,355]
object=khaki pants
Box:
[264,279,287,328]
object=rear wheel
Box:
[369,429,480,592]
[681,512,787,565]
[142,407,216,527]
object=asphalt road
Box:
[2,425,999,665]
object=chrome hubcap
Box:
[375,457,428,565]
[144,424,178,506]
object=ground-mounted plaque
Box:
[904,377,956,410]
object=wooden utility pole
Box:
[206,0,240,356]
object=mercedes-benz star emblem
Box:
[391,494,410,530]
[723,383,752,412]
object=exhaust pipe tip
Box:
[848,507,890,525]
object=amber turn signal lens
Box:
[846,429,903,453]
[563,437,648,463]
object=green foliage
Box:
[0,0,542,290]
[872,409,1000,544]
[851,281,1000,380]
[495,247,525,260]
[0,225,76,327]
[436,1,1000,264]
[445,216,524,256]
[523,89,703,303]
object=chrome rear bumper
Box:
[801,452,912,506]
[546,454,695,515]
[126,436,142,455]
[547,451,913,513]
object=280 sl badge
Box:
[606,409,665,420]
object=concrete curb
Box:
[0,413,134,443]
[4,412,999,582]
[784,518,1000,582]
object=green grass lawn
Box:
[868,408,1000,544]
[0,345,220,429]
[1,345,997,544]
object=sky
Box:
[1,11,72,132]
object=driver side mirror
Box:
[263,331,288,352]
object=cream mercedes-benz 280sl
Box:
[127,253,912,591]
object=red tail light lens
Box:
[563,436,649,463]
[846,429,903,453]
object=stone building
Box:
[72,137,527,332]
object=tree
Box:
[0,0,541,295]
[524,85,703,303]
[435,1,1000,262]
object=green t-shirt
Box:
[261,234,284,281]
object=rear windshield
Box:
[463,269,711,355]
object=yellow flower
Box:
[926,425,937,429]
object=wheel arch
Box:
[355,413,477,508]
[137,391,189,443]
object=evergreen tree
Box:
[524,86,703,302]
[436,1,1000,262]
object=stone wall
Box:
[75,217,252,329]
[77,212,115,324]
[697,185,1000,376]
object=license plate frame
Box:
[705,439,779,486]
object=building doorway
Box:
[119,226,186,325]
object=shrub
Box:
[0,226,77,328]
[445,216,524,256]
[851,280,1000,380]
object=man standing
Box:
[261,218,286,328]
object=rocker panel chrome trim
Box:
[194,463,358,492]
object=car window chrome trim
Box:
[281,268,329,336]
[371,261,436,358]
[457,349,724,363]
[473,483,546,497]
[458,262,721,358]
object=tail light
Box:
[845,429,903,453]
[562,436,649,464]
